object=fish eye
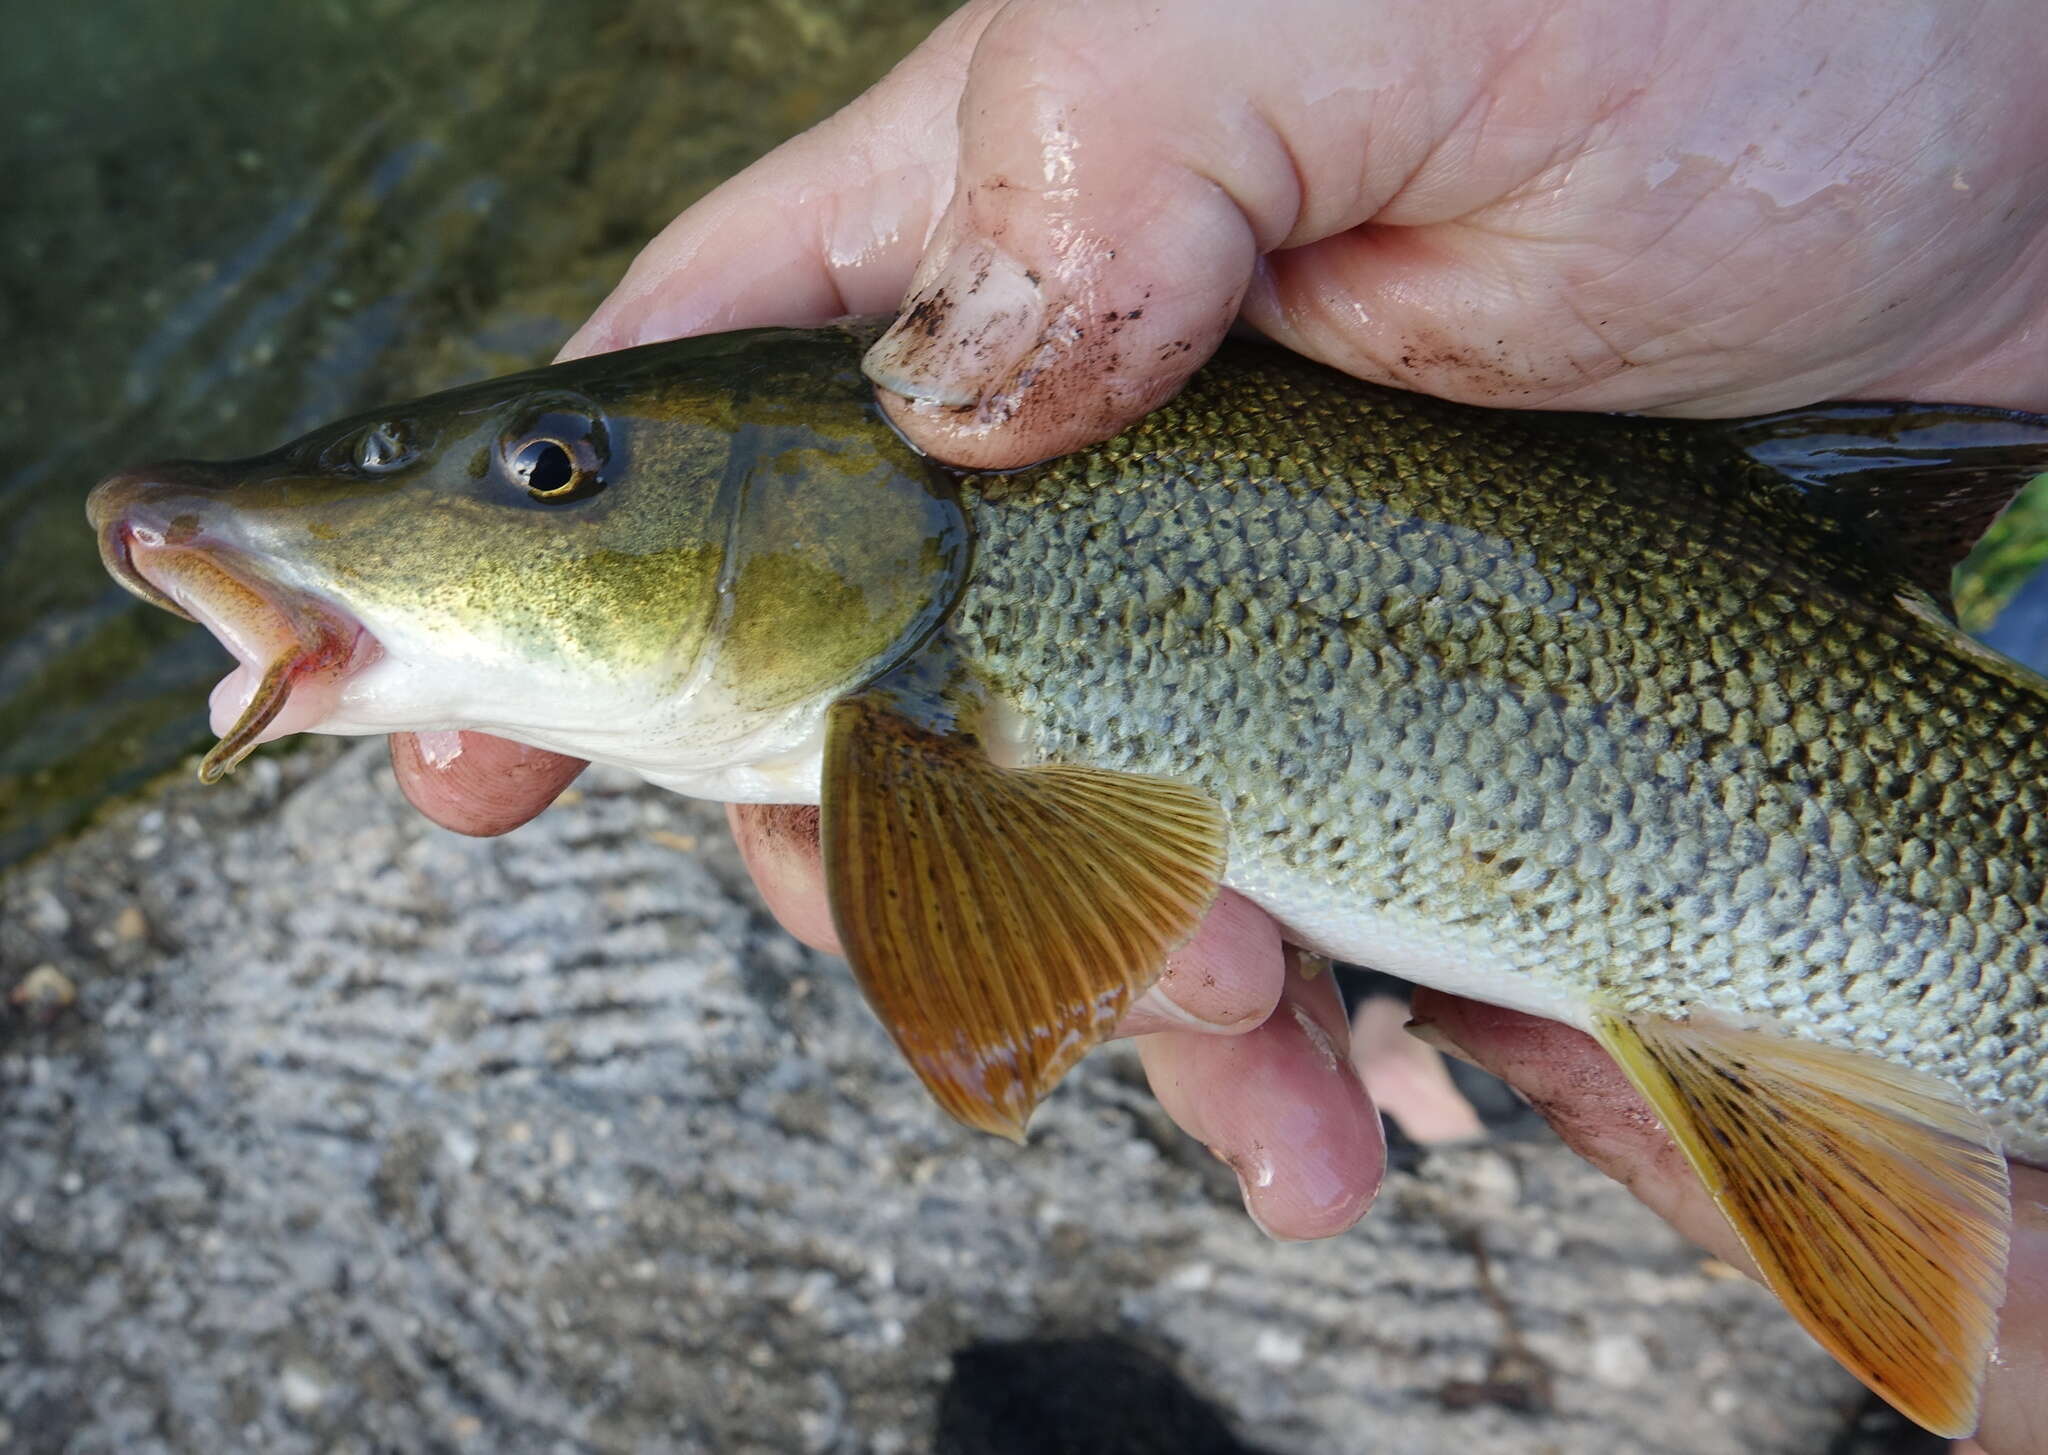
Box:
[500,405,607,503]
[510,438,582,497]
[355,422,416,473]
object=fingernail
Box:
[412,730,464,770]
[1120,983,1236,1037]
[1405,1017,1482,1068]
[863,242,1046,408]
[1289,1002,1349,1076]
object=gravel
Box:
[0,740,1863,1453]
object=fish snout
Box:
[88,462,243,617]
[86,459,235,537]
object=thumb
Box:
[856,0,1593,469]
[859,2,1284,469]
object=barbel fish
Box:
[87,323,2048,1435]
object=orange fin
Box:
[821,669,1226,1141]
[1594,1012,2010,1437]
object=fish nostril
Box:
[86,474,154,535]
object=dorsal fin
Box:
[1721,401,2048,611]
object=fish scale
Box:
[949,345,2048,1161]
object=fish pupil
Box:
[515,440,575,495]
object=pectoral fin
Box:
[1594,1012,2010,1437]
[822,670,1226,1140]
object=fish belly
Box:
[1228,858,1596,1029]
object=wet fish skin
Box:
[950,344,2048,1162]
[87,324,2048,1434]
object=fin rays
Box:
[823,690,1227,1139]
[1596,1012,2010,1437]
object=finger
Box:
[1981,1164,2048,1454]
[860,0,1276,468]
[389,731,587,837]
[1408,989,1753,1269]
[559,1,1006,361]
[1415,990,2048,1450]
[728,803,839,954]
[731,800,1285,1034]
[1350,993,1484,1145]
[1115,889,1283,1036]
[858,0,1612,468]
[1139,952,1384,1240]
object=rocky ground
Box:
[1,740,1874,1453]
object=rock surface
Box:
[0,741,1863,1453]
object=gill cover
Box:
[698,339,972,721]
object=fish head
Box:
[87,327,970,789]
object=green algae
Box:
[1957,473,2048,633]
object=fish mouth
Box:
[92,491,379,782]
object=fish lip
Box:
[96,515,193,622]
[87,474,369,662]
[117,527,376,683]
[90,481,383,775]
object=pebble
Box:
[1424,1146,1522,1212]
[279,1361,330,1414]
[440,1128,479,1170]
[1253,1328,1306,1367]
[1590,1332,1653,1386]
[24,889,70,936]
[114,905,148,942]
[10,964,77,1022]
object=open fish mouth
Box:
[94,511,378,782]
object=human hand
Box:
[391,0,2048,1244]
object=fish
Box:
[86,321,2048,1436]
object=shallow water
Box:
[5,0,2046,868]
[0,0,951,865]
